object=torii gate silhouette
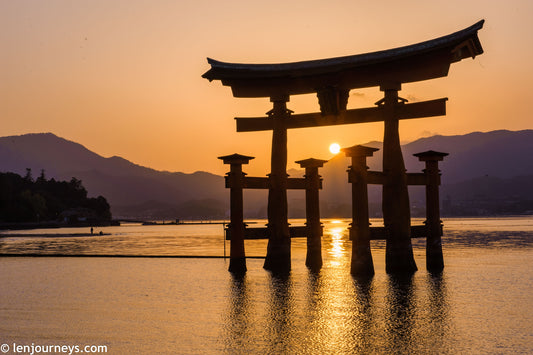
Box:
[203,20,484,274]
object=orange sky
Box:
[2,0,533,176]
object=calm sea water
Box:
[0,218,532,354]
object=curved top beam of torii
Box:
[202,20,484,98]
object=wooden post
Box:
[414,150,448,272]
[296,158,327,271]
[380,84,417,273]
[264,95,292,273]
[218,154,254,273]
[343,145,378,277]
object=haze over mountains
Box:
[320,130,533,216]
[0,133,227,219]
[1,130,532,219]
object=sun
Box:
[329,143,341,154]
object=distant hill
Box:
[0,133,228,219]
[1,130,533,218]
[319,129,533,216]
[329,129,533,183]
[0,171,111,224]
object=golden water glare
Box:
[0,219,532,353]
[327,220,347,265]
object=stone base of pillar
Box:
[425,221,444,272]
[426,244,444,272]
[305,223,323,272]
[385,244,418,274]
[228,257,247,274]
[305,248,322,272]
[264,241,291,273]
[351,245,375,277]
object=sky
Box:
[2,0,533,176]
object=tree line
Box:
[0,169,111,223]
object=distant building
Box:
[59,207,97,223]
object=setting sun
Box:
[329,143,341,154]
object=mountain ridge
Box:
[1,130,533,218]
[0,132,227,218]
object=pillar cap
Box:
[295,158,328,168]
[218,153,255,165]
[379,82,402,92]
[413,150,448,161]
[342,145,379,157]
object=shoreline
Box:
[0,220,119,232]
[0,254,265,258]
[0,232,111,238]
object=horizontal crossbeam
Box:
[225,176,320,190]
[225,225,311,240]
[243,176,269,189]
[368,225,434,240]
[236,98,447,132]
[407,173,428,185]
[367,171,385,185]
[225,224,437,240]
[354,171,430,185]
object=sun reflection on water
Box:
[323,220,350,266]
[329,227,344,262]
[1,219,532,353]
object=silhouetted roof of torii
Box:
[202,20,484,98]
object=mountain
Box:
[1,130,533,219]
[0,133,228,219]
[318,129,533,216]
[327,130,533,184]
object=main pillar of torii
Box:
[202,20,484,273]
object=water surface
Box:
[0,218,531,354]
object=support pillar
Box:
[264,95,292,273]
[218,154,254,274]
[414,150,448,272]
[296,158,327,272]
[343,145,378,277]
[379,84,417,273]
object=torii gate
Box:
[203,20,484,274]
